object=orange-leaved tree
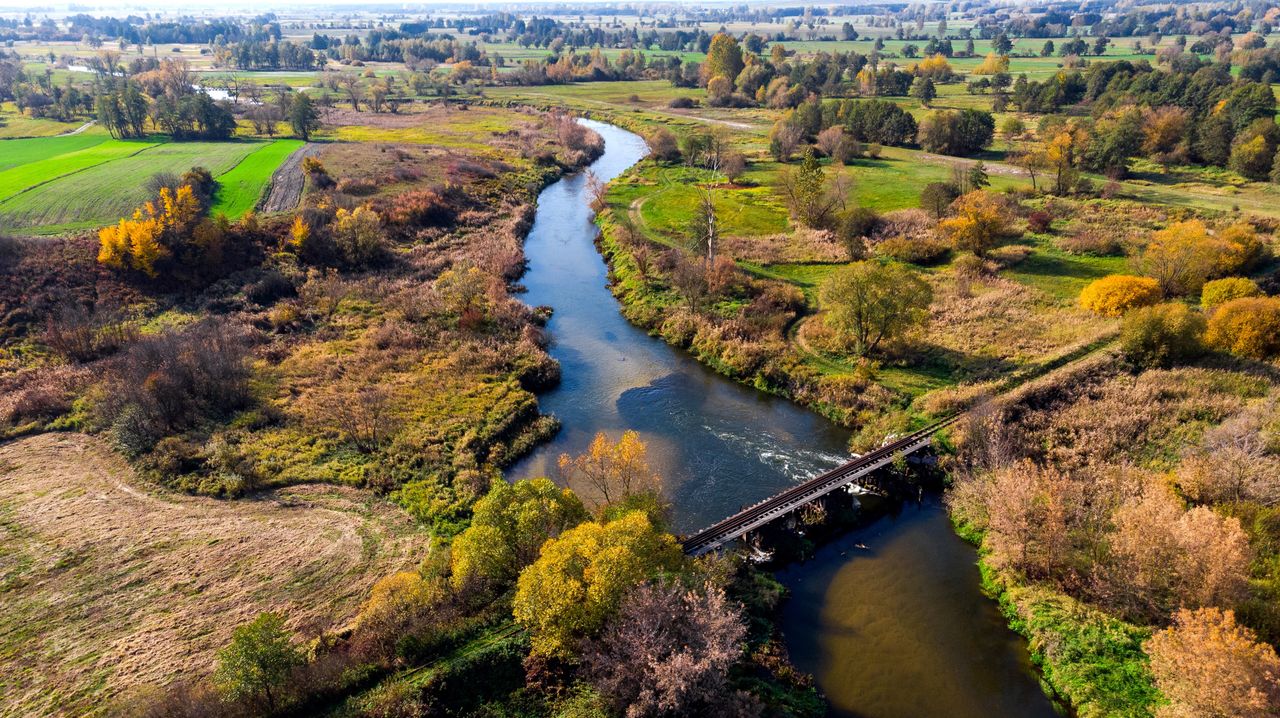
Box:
[97,185,203,278]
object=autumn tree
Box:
[1145,608,1280,718]
[1135,219,1237,296]
[512,511,684,657]
[1106,487,1251,621]
[352,571,453,663]
[937,190,1013,256]
[704,34,745,88]
[646,127,680,163]
[583,581,756,717]
[1079,275,1162,316]
[1045,122,1088,195]
[819,261,933,356]
[331,205,384,266]
[214,612,302,713]
[1205,297,1280,359]
[558,430,664,518]
[451,477,589,589]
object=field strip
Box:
[0,140,161,205]
[209,138,306,218]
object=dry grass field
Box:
[0,432,431,717]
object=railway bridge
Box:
[680,415,961,556]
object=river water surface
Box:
[510,120,1060,718]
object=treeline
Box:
[1008,53,1278,180]
[0,54,94,122]
[94,60,236,140]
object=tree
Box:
[1137,220,1231,296]
[777,150,849,228]
[1229,118,1280,180]
[916,109,994,156]
[1079,275,1162,317]
[451,477,590,589]
[720,152,747,183]
[646,127,680,162]
[559,430,664,518]
[512,511,684,657]
[910,76,936,107]
[816,126,848,161]
[704,34,744,88]
[919,181,959,218]
[583,581,755,717]
[1107,488,1250,621]
[289,92,320,140]
[1145,608,1280,718]
[331,205,383,266]
[214,612,302,713]
[819,261,933,356]
[1119,302,1206,368]
[937,190,1011,256]
[768,120,803,162]
[1205,297,1280,359]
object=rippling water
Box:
[510,120,1060,718]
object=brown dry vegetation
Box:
[0,432,430,717]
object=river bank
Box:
[509,119,1062,717]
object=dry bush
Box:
[42,304,136,362]
[0,364,92,428]
[719,227,846,264]
[874,235,950,264]
[1055,228,1125,256]
[385,187,456,228]
[870,208,935,244]
[95,322,253,455]
[1146,607,1280,718]
[337,177,379,196]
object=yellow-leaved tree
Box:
[512,511,683,657]
[937,190,1014,256]
[972,52,1010,75]
[1205,296,1280,359]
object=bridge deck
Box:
[680,416,959,556]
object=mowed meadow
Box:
[0,132,301,232]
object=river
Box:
[510,119,1061,718]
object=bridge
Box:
[680,415,962,556]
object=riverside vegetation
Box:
[2,2,1280,717]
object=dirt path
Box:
[56,120,96,136]
[0,432,429,717]
[258,142,321,213]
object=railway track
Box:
[680,414,962,556]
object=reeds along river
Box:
[510,119,1062,718]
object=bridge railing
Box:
[680,414,961,555]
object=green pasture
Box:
[210,139,305,218]
[0,137,285,233]
[0,132,108,172]
[0,102,92,139]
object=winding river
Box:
[510,120,1060,718]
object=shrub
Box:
[1119,302,1206,368]
[386,188,455,228]
[336,177,378,196]
[667,97,696,109]
[1205,297,1280,359]
[95,322,252,454]
[1056,229,1124,256]
[875,235,950,264]
[1079,275,1162,317]
[1027,211,1053,233]
[645,127,681,162]
[1200,277,1261,308]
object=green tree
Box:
[704,34,745,88]
[778,149,847,228]
[289,92,321,141]
[214,612,302,713]
[910,76,936,107]
[819,261,933,355]
[513,511,684,657]
[451,477,589,589]
[1119,302,1206,368]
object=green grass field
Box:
[0,138,286,233]
[0,133,108,172]
[210,138,305,218]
